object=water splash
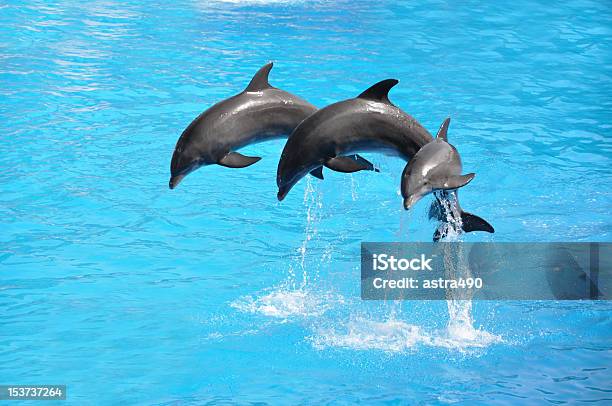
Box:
[350,174,358,201]
[307,192,501,352]
[231,285,345,320]
[310,316,424,352]
[436,191,502,348]
[309,313,501,353]
[298,177,322,287]
[232,177,338,319]
[434,191,464,241]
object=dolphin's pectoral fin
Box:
[218,152,262,168]
[460,211,495,234]
[436,173,475,190]
[324,156,377,173]
[309,166,324,180]
[347,155,379,172]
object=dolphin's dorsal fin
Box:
[357,79,399,104]
[436,117,450,141]
[245,62,273,92]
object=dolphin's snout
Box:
[169,174,185,189]
[403,194,422,210]
[277,185,289,201]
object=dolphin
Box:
[276,79,493,239]
[276,79,430,200]
[169,63,376,189]
[402,118,494,240]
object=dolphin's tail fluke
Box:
[430,192,494,241]
[460,211,494,234]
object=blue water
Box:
[1,0,612,404]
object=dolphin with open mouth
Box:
[276,79,493,239]
[169,62,375,189]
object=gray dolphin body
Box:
[170,63,317,189]
[277,79,431,200]
[401,118,494,240]
[277,79,494,240]
[401,119,473,210]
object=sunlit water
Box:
[1,0,611,404]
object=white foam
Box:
[231,287,345,319]
[309,316,502,353]
[433,322,501,349]
[309,317,424,352]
